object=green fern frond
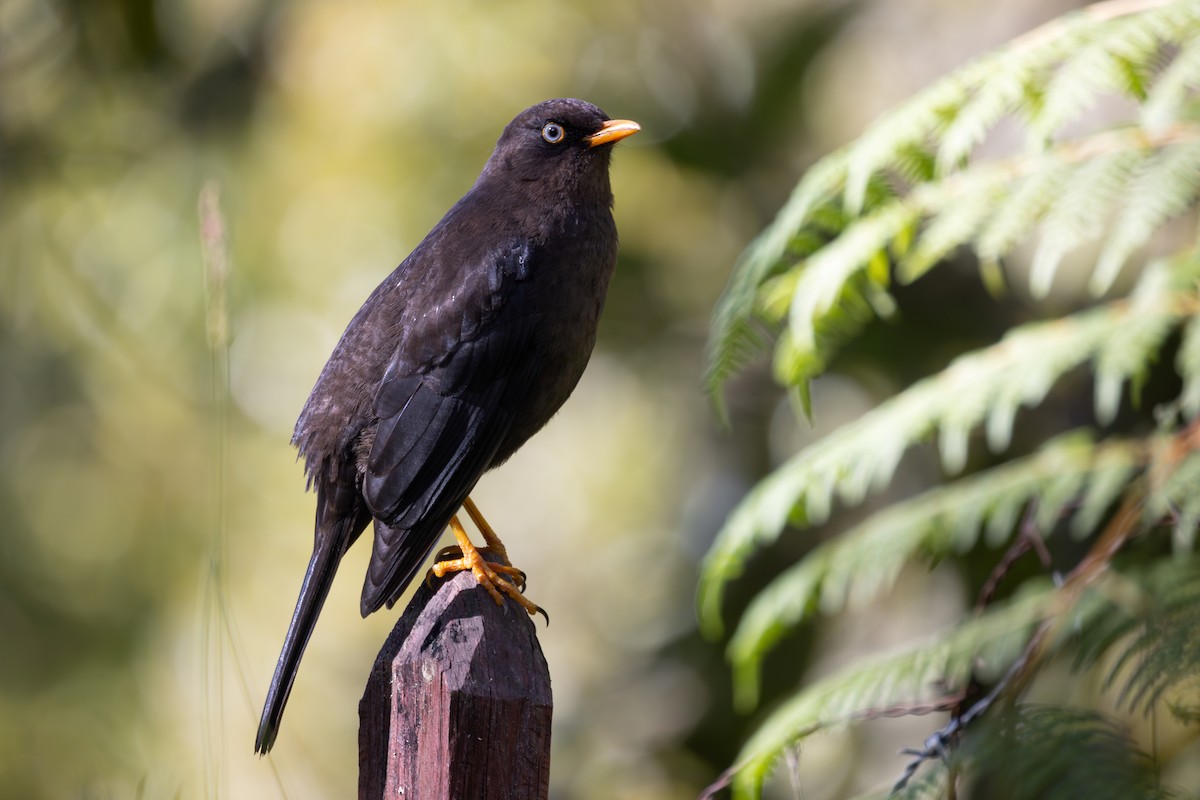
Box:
[699,261,1198,635]
[705,154,851,418]
[1094,254,1200,422]
[705,4,1200,796]
[730,557,1200,799]
[1106,566,1200,714]
[1029,149,1141,297]
[772,127,1200,392]
[728,587,1054,798]
[974,159,1072,266]
[1147,445,1200,552]
[897,182,999,282]
[1143,32,1200,132]
[1177,314,1200,417]
[725,433,1145,709]
[849,764,951,800]
[960,705,1174,800]
[1093,138,1200,294]
[1067,558,1200,716]
[847,0,1193,208]
[935,53,1040,174]
[786,203,915,350]
[705,0,1200,408]
[1030,8,1169,142]
[844,78,965,213]
[1073,442,1144,537]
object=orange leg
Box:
[463,496,508,560]
[430,504,541,618]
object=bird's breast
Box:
[490,207,619,464]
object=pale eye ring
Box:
[541,122,565,144]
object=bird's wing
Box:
[358,241,541,613]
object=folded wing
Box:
[359,244,541,614]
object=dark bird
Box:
[255,98,640,754]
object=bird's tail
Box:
[255,478,368,754]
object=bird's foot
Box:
[429,541,545,621]
[430,544,526,590]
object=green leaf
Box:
[705,155,850,418]
[726,433,1145,708]
[844,78,966,214]
[1067,558,1200,713]
[729,587,1053,798]
[1029,10,1166,143]
[700,264,1197,635]
[961,705,1174,800]
[787,203,916,350]
[1093,258,1190,423]
[975,157,1071,264]
[1142,33,1200,133]
[1028,148,1140,298]
[898,183,999,282]
[706,4,1200,796]
[1178,313,1200,417]
[1093,138,1200,294]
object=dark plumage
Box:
[255,98,639,754]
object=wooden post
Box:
[359,563,552,800]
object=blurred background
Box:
[0,0,1097,797]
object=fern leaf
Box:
[772,281,879,391]
[1094,257,1193,422]
[728,588,1053,798]
[729,558,1198,798]
[1107,567,1200,714]
[785,127,1197,395]
[707,4,1200,796]
[1031,37,1126,144]
[699,265,1197,636]
[975,158,1073,265]
[1072,442,1142,537]
[787,203,916,351]
[1065,557,1200,715]
[1029,149,1141,297]
[844,78,966,214]
[850,766,951,800]
[1093,137,1200,294]
[707,0,1200,406]
[1030,9,1168,143]
[1179,313,1200,417]
[961,705,1174,800]
[848,0,1195,207]
[936,49,1042,173]
[705,155,850,416]
[726,433,1146,708]
[1147,445,1200,553]
[1142,32,1200,133]
[898,183,1000,282]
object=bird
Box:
[255,98,640,754]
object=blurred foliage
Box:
[702,0,1200,796]
[958,704,1176,800]
[0,0,857,797]
[884,703,1180,800]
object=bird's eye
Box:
[541,123,565,144]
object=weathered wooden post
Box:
[359,562,552,800]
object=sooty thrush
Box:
[255,98,639,754]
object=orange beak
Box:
[585,119,641,147]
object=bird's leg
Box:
[463,496,510,563]
[431,513,540,617]
[435,496,527,589]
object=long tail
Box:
[255,477,369,754]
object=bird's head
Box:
[481,98,640,198]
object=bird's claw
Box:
[429,544,543,620]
